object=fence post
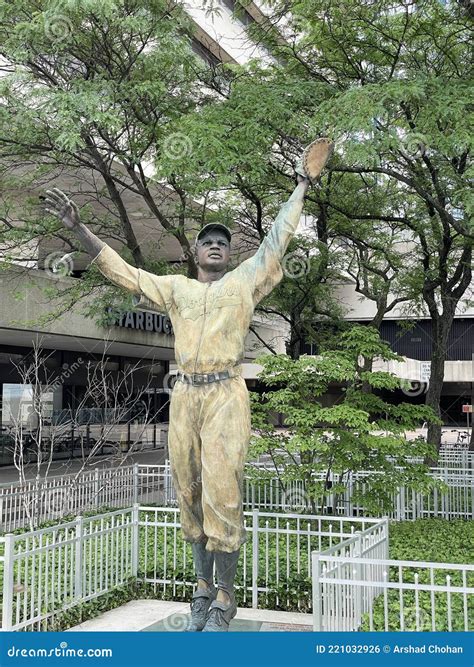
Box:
[94,468,100,508]
[132,463,139,505]
[471,478,474,520]
[312,551,322,631]
[354,532,362,631]
[383,516,390,560]
[164,459,171,504]
[251,508,259,609]
[2,533,15,631]
[75,515,84,601]
[131,503,139,579]
[0,496,3,533]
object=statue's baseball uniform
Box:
[91,187,305,552]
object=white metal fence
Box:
[0,466,140,532]
[436,450,474,468]
[1,461,473,533]
[138,506,387,612]
[312,526,389,631]
[0,505,386,631]
[2,501,472,634]
[0,506,139,631]
[312,545,474,632]
[243,467,474,520]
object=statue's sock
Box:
[191,541,215,588]
[214,548,240,604]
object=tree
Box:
[248,325,442,515]
[195,0,473,452]
[5,337,163,530]
[0,0,236,324]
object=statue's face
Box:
[195,230,231,272]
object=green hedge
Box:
[360,519,474,631]
[2,511,473,631]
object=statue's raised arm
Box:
[44,188,105,259]
[237,137,334,306]
[43,188,174,314]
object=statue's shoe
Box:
[201,598,237,632]
[186,586,217,631]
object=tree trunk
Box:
[469,378,474,451]
[425,313,453,458]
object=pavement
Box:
[0,447,167,485]
[67,600,313,633]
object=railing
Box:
[1,462,473,533]
[312,548,474,632]
[243,468,474,520]
[436,449,474,468]
[0,466,139,532]
[251,449,474,469]
[0,507,139,632]
[0,506,386,631]
[312,526,389,631]
[138,506,387,612]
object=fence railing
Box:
[433,450,474,469]
[253,449,474,469]
[1,462,473,533]
[312,547,474,632]
[0,506,386,631]
[0,466,140,532]
[138,506,387,612]
[3,502,473,633]
[243,468,474,520]
[0,506,139,631]
[312,525,389,631]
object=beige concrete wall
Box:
[0,267,287,367]
[372,357,473,384]
[0,267,175,359]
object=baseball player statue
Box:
[44,138,333,632]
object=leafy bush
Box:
[360,520,474,631]
[249,326,442,516]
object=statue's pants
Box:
[168,375,251,553]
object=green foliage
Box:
[248,325,442,515]
[0,0,215,322]
[4,510,473,630]
[361,520,474,631]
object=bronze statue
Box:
[44,138,333,631]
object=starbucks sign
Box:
[106,307,173,336]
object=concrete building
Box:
[0,1,472,468]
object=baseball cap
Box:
[196,223,232,244]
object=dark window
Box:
[220,0,255,26]
[191,38,221,67]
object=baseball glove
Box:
[295,137,334,183]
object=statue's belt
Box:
[176,367,241,386]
